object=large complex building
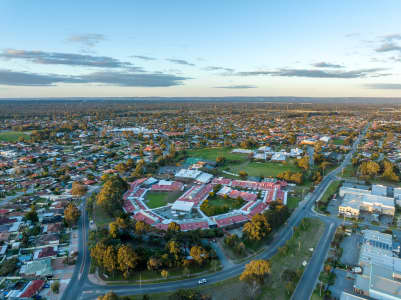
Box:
[123,176,287,231]
[338,185,395,218]
[348,230,401,300]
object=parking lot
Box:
[329,269,355,298]
[340,233,361,265]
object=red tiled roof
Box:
[180,221,209,231]
[215,214,248,227]
[38,246,57,258]
[177,184,213,205]
[248,202,268,218]
[19,280,45,298]
[151,181,183,192]
[229,190,257,202]
[134,212,156,225]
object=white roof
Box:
[271,153,286,161]
[158,180,172,185]
[171,201,194,212]
[320,136,331,142]
[232,148,254,154]
[258,146,271,152]
[175,169,201,179]
[196,172,213,183]
[217,186,232,195]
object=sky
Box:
[1,0,401,98]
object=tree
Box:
[167,240,181,262]
[25,205,38,223]
[168,222,181,232]
[90,242,107,266]
[96,174,128,215]
[161,269,169,279]
[297,156,309,171]
[97,292,119,300]
[135,221,148,235]
[103,245,117,274]
[358,160,380,178]
[216,156,226,166]
[117,245,139,278]
[382,159,399,182]
[109,222,119,238]
[64,202,80,227]
[168,289,206,300]
[71,181,87,197]
[51,281,60,294]
[239,171,248,179]
[320,161,331,175]
[190,245,209,265]
[0,257,18,276]
[240,259,271,284]
[243,214,271,241]
[147,257,162,271]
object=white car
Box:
[198,278,207,285]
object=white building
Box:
[372,184,388,197]
[171,200,194,212]
[353,230,401,299]
[338,186,395,217]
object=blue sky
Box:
[1,0,401,97]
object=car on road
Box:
[198,278,207,285]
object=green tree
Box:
[51,281,60,294]
[190,245,209,265]
[71,181,88,197]
[25,205,38,223]
[103,246,117,274]
[96,174,128,215]
[240,259,271,284]
[117,245,139,278]
[243,214,271,241]
[64,202,80,227]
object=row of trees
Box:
[276,170,303,184]
[96,174,128,216]
[354,158,399,182]
[91,238,213,279]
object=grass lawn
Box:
[208,196,242,209]
[145,191,181,209]
[128,218,325,300]
[311,290,324,300]
[187,147,248,162]
[201,195,245,217]
[225,159,302,178]
[94,205,114,228]
[319,180,342,205]
[127,277,239,300]
[0,131,30,142]
[287,196,299,210]
[331,139,344,145]
[340,165,357,178]
[257,218,325,300]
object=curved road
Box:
[62,123,368,300]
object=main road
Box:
[62,123,368,300]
